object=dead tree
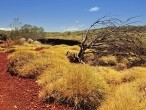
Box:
[77,16,145,67]
[66,51,85,64]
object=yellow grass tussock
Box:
[121,67,146,83]
[7,44,72,78]
[94,67,122,86]
[99,78,146,110]
[7,43,146,110]
[98,55,117,66]
[8,50,50,78]
[37,64,109,110]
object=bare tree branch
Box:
[77,16,145,67]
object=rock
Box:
[33,41,41,44]
[27,38,34,43]
[13,105,17,109]
[17,38,26,45]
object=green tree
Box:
[20,24,45,40]
[9,18,46,40]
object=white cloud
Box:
[75,20,79,23]
[0,28,12,31]
[64,26,79,32]
[59,24,85,32]
[89,7,100,12]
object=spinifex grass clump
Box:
[99,78,146,110]
[8,50,51,78]
[94,67,122,86]
[37,64,108,110]
[121,67,146,83]
[98,55,117,66]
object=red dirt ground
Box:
[0,52,72,110]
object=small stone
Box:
[14,105,17,109]
[26,89,30,92]
[46,105,51,108]
[33,105,37,108]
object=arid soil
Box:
[0,52,72,110]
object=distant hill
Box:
[45,25,146,41]
[1,25,146,41]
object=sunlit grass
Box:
[121,67,146,83]
[0,46,5,52]
[99,78,146,110]
[99,67,146,110]
[7,43,79,78]
[6,43,146,110]
[8,50,48,78]
[38,64,108,110]
[98,55,117,65]
[94,67,122,86]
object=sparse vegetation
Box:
[38,64,108,110]
[98,55,117,66]
[99,79,146,110]
[1,0,146,109]
[7,44,109,110]
[4,41,146,110]
[76,16,146,69]
[8,50,50,78]
[1,17,146,110]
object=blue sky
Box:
[0,0,146,32]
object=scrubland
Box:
[1,42,146,110]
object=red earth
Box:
[0,52,73,110]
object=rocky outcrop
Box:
[37,38,81,46]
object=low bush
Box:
[7,50,50,78]
[115,63,127,70]
[121,67,146,83]
[99,78,146,110]
[2,40,15,48]
[0,47,5,52]
[94,67,122,86]
[5,48,16,53]
[98,55,117,66]
[7,43,71,78]
[37,64,108,110]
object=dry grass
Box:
[99,83,146,110]
[8,50,49,78]
[37,64,108,110]
[0,40,15,53]
[94,67,122,86]
[0,46,5,52]
[2,40,15,48]
[99,67,146,110]
[121,67,146,83]
[98,55,117,66]
[7,43,108,109]
[99,78,146,110]
[7,43,79,79]
[13,42,49,51]
[6,43,146,110]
